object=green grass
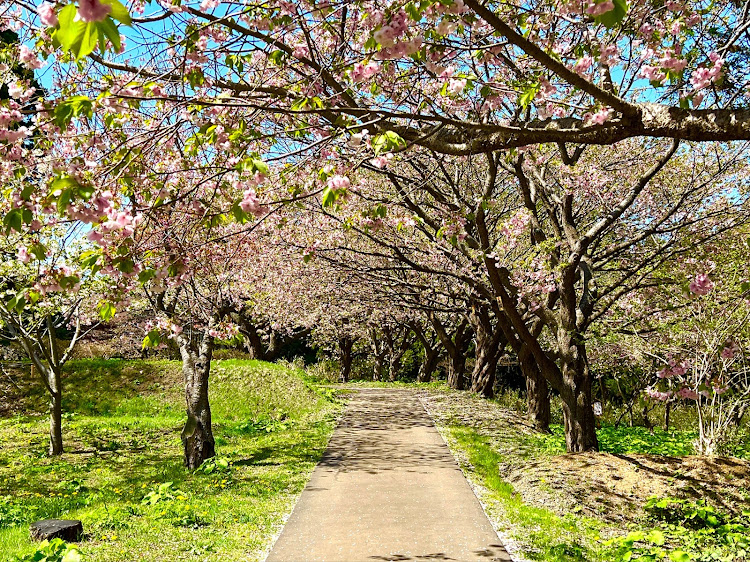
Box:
[526,424,698,457]
[448,426,614,562]
[0,359,341,561]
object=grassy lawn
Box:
[0,359,341,561]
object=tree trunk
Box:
[388,352,404,382]
[369,329,387,381]
[384,326,411,382]
[429,315,471,391]
[469,304,505,398]
[339,336,353,382]
[558,350,599,452]
[470,353,497,397]
[447,350,467,390]
[417,348,440,383]
[373,353,385,381]
[245,326,265,360]
[238,313,266,360]
[520,347,550,432]
[266,331,281,362]
[178,332,216,469]
[48,379,63,455]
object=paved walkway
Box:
[266,388,511,562]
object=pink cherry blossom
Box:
[646,387,672,401]
[573,55,593,76]
[585,0,614,17]
[584,107,612,125]
[77,0,112,23]
[677,387,699,400]
[351,62,379,83]
[17,247,30,264]
[18,45,44,70]
[445,78,466,95]
[327,175,351,190]
[689,273,714,295]
[239,189,268,217]
[38,3,58,27]
[639,65,666,83]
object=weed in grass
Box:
[14,538,81,562]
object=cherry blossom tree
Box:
[0,221,107,455]
[4,0,750,455]
[632,236,750,454]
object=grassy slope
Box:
[0,359,340,561]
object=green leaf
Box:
[116,257,135,273]
[252,158,269,175]
[268,50,285,64]
[669,551,691,562]
[137,269,157,284]
[62,549,82,562]
[30,243,47,261]
[646,529,665,546]
[20,184,35,201]
[55,5,85,49]
[97,17,121,52]
[519,81,540,109]
[51,176,80,194]
[57,188,73,215]
[595,0,628,28]
[321,186,336,208]
[99,301,116,321]
[142,331,159,349]
[80,249,100,268]
[3,209,22,233]
[56,11,99,60]
[372,130,407,155]
[53,97,93,129]
[405,2,421,21]
[100,0,132,25]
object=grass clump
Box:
[0,359,340,561]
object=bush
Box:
[303,360,340,383]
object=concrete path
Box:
[266,388,511,562]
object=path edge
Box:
[417,390,530,562]
[260,389,353,562]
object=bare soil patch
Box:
[506,452,750,526]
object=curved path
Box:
[265,388,511,562]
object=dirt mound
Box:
[505,452,750,526]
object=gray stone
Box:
[30,519,83,542]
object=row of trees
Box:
[1,0,750,465]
